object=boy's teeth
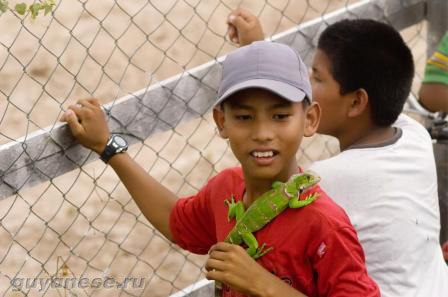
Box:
[253,151,274,158]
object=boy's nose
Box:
[251,120,274,142]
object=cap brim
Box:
[215,79,308,107]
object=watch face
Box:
[114,136,127,147]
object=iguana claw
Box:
[289,192,319,208]
[226,195,246,222]
[252,243,274,259]
[224,195,236,207]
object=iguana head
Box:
[285,170,320,197]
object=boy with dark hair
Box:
[316,19,414,131]
[227,10,448,297]
[61,41,380,296]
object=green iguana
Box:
[214,170,321,296]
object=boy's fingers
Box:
[228,27,240,44]
[238,9,257,23]
[205,269,224,281]
[205,258,226,272]
[228,15,250,31]
[67,105,83,118]
[64,110,84,137]
[85,98,100,107]
[227,24,237,41]
[229,8,254,21]
[209,242,236,253]
[209,242,226,252]
[226,12,234,25]
[77,99,96,109]
[209,250,227,261]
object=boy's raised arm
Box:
[61,98,177,242]
[418,32,448,113]
[227,8,265,46]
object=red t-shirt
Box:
[169,167,379,297]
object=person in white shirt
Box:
[310,114,447,296]
[226,10,448,297]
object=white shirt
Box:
[309,114,448,297]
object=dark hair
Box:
[302,97,311,108]
[318,19,414,126]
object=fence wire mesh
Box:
[0,0,430,296]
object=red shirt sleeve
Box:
[169,177,217,255]
[312,225,380,297]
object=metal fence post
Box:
[426,0,448,245]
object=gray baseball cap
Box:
[216,40,312,106]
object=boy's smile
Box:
[214,88,317,186]
[250,148,278,166]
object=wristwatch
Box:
[100,134,128,163]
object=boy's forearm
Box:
[253,272,307,297]
[419,83,448,113]
[108,152,178,242]
[61,99,178,242]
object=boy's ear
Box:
[213,106,228,139]
[347,88,369,118]
[304,101,321,137]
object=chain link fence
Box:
[0,0,433,296]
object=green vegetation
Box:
[0,0,55,18]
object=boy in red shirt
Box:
[61,41,379,297]
[225,9,448,297]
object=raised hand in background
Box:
[226,8,264,47]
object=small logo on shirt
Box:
[317,242,327,258]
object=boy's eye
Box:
[273,114,291,120]
[235,114,253,120]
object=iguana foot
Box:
[225,195,237,221]
[251,243,274,260]
[225,195,245,222]
[303,192,319,204]
[289,192,319,208]
[224,195,236,206]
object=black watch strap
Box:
[100,135,128,163]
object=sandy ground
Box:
[0,0,428,296]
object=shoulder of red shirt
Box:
[208,166,353,229]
